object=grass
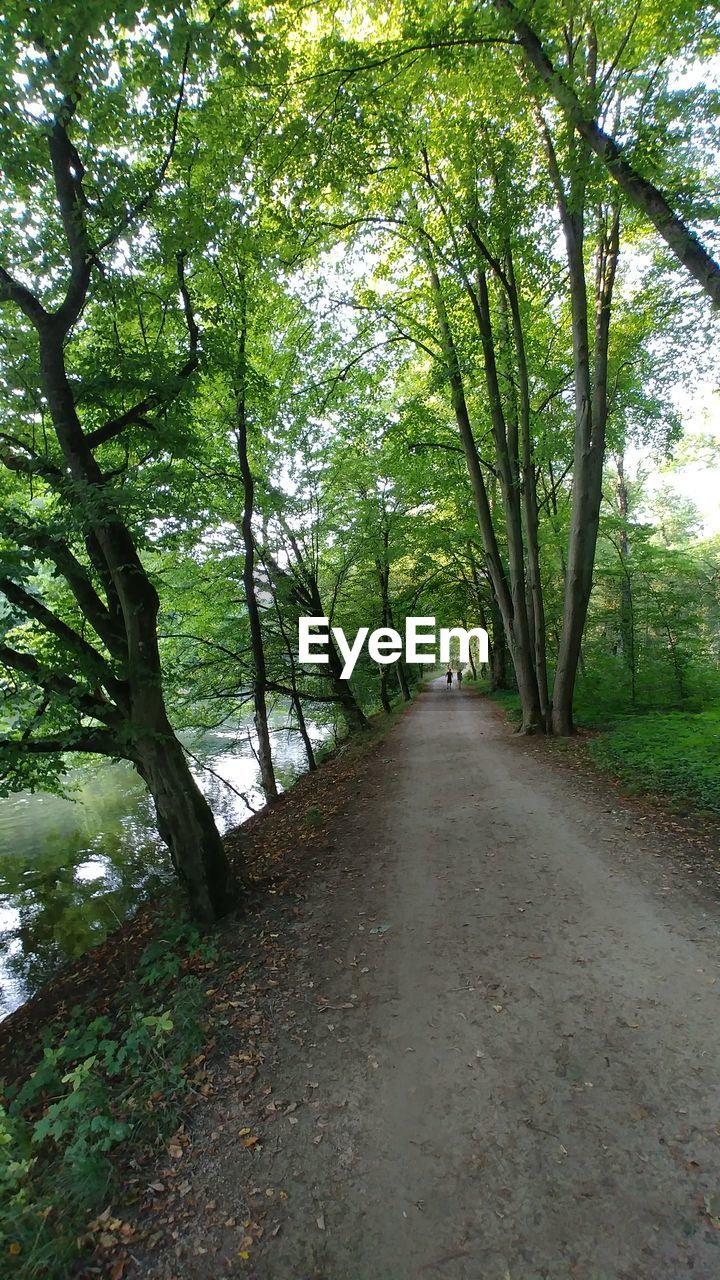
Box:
[466,678,720,815]
[588,708,720,814]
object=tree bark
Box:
[616,453,636,699]
[552,205,620,731]
[502,251,551,726]
[375,525,411,705]
[134,731,236,925]
[423,247,542,731]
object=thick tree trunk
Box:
[134,732,235,926]
[236,287,278,803]
[376,540,411,705]
[38,329,235,922]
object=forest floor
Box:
[101,678,720,1280]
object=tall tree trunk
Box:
[38,330,235,922]
[616,453,636,700]
[496,0,720,307]
[503,250,551,726]
[134,731,235,925]
[375,533,411,704]
[550,205,597,733]
[490,596,510,691]
[541,113,620,732]
[423,248,542,731]
[236,280,278,803]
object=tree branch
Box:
[85,250,200,449]
[98,40,191,253]
[0,267,49,328]
[48,96,94,333]
[0,577,120,691]
[0,730,123,757]
[495,0,720,307]
[266,682,340,705]
[1,517,126,657]
[0,644,119,726]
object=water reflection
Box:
[0,722,325,1019]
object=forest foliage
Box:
[0,0,719,920]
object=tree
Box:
[494,0,720,307]
[0,5,234,921]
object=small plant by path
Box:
[0,918,217,1276]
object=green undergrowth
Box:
[0,916,219,1278]
[466,678,720,815]
[588,709,720,814]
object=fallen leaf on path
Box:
[704,1195,720,1228]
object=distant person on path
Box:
[446,668,453,688]
[457,668,463,688]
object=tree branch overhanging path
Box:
[493,0,720,308]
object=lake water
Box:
[0,721,326,1019]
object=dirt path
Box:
[134,683,720,1280]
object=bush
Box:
[0,918,217,1277]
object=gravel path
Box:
[137,682,720,1280]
